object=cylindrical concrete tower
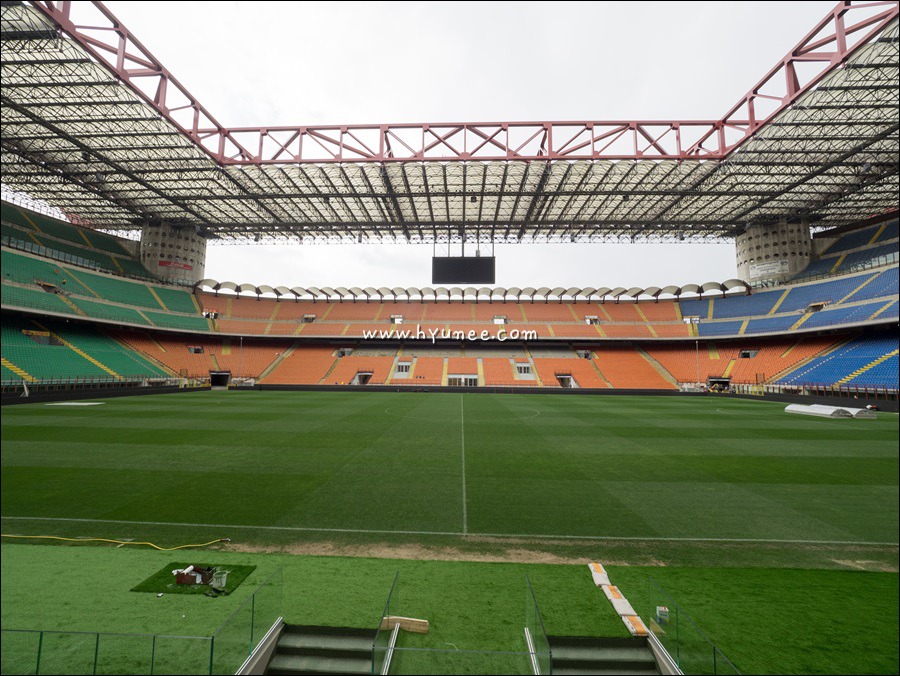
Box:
[140,223,207,285]
[736,218,812,285]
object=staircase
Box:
[265,625,376,675]
[836,349,899,386]
[548,636,659,675]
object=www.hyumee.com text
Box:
[362,325,538,343]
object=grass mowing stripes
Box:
[2,391,897,548]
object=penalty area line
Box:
[1,516,897,547]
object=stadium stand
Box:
[63,268,164,309]
[142,309,210,332]
[324,356,394,385]
[776,334,898,388]
[550,323,605,339]
[796,302,887,330]
[393,356,444,385]
[116,332,215,377]
[3,201,897,390]
[2,282,80,317]
[116,332,284,379]
[648,323,692,338]
[298,322,348,337]
[532,357,609,388]
[423,303,472,321]
[277,349,337,380]
[646,343,736,383]
[323,303,382,322]
[727,337,843,385]
[597,303,645,322]
[843,353,898,388]
[521,303,578,322]
[636,302,680,322]
[744,314,803,335]
[220,294,283,320]
[599,323,654,338]
[69,298,152,326]
[3,316,166,382]
[481,357,527,387]
[706,289,783,319]
[593,347,677,389]
[793,220,899,280]
[262,346,338,385]
[153,286,199,314]
[2,249,68,285]
[698,321,746,337]
[2,202,152,279]
[875,219,899,243]
[842,267,898,303]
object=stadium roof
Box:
[1,1,898,244]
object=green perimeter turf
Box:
[610,565,900,675]
[1,390,897,569]
[130,562,255,595]
[2,544,897,675]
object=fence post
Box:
[675,606,681,667]
[250,594,256,655]
[36,631,44,675]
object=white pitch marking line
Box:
[2,516,897,547]
[460,393,468,535]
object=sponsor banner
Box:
[750,260,789,277]
[158,260,194,271]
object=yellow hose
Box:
[1,534,230,551]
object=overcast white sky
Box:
[102,1,838,289]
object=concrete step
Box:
[551,644,658,668]
[552,668,659,676]
[549,636,658,675]
[276,631,374,658]
[282,625,377,640]
[266,652,372,675]
[550,636,649,650]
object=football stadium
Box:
[1,1,898,674]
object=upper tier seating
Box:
[2,201,152,278]
[708,290,783,319]
[776,273,878,313]
[842,267,898,303]
[2,202,133,256]
[793,220,898,280]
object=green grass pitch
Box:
[2,390,898,674]
[2,391,897,549]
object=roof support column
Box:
[140,222,208,285]
[735,218,812,286]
